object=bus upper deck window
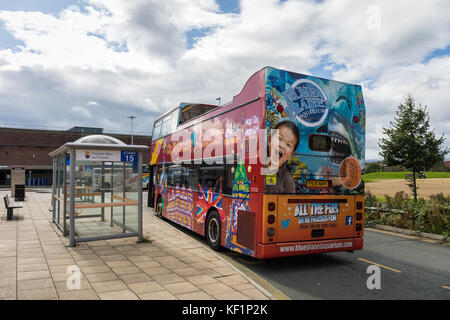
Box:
[153,120,162,140]
[309,134,331,152]
[161,114,173,137]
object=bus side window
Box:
[223,164,235,195]
[167,164,182,187]
[182,163,198,190]
[199,166,223,192]
[153,120,162,140]
[171,109,179,131]
[161,115,171,137]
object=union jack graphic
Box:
[196,180,224,225]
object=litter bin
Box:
[11,167,25,200]
[15,184,25,201]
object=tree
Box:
[378,95,449,202]
[365,162,381,173]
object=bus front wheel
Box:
[206,210,222,251]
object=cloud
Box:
[87,101,99,106]
[363,55,450,159]
[71,105,93,118]
[0,0,448,159]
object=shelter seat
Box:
[4,194,23,220]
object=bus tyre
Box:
[206,210,222,251]
[156,197,162,218]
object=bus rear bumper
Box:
[255,237,363,259]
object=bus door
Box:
[148,165,156,207]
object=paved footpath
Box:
[0,191,272,300]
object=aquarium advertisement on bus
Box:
[264,67,366,195]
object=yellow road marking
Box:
[366,228,450,246]
[366,228,419,240]
[358,258,402,273]
[442,286,450,290]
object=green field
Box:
[362,171,450,183]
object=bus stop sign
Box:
[121,150,138,172]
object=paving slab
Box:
[0,191,273,300]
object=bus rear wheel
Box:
[206,210,222,251]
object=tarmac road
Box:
[220,229,450,300]
[145,193,449,300]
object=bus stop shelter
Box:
[49,135,149,247]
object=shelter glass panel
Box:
[71,159,139,239]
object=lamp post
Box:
[128,116,136,145]
[216,97,221,107]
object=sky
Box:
[0,0,449,161]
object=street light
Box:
[128,115,136,145]
[216,97,221,107]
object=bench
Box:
[4,194,23,220]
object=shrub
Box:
[365,191,379,208]
[364,192,449,237]
[414,194,449,236]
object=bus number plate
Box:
[306,180,331,189]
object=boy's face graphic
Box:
[269,125,297,168]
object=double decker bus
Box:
[148,67,365,259]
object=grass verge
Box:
[362,171,450,183]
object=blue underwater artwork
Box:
[265,67,366,195]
